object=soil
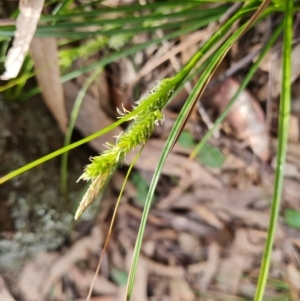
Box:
[0,96,90,272]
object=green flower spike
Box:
[74,79,173,220]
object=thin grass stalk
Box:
[60,68,102,197]
[253,0,293,300]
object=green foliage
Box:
[110,268,128,286]
[178,131,224,168]
[197,144,224,169]
[284,209,300,229]
[60,68,103,198]
[178,131,195,148]
[131,172,151,206]
[254,0,293,300]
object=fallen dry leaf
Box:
[192,205,224,229]
[258,43,300,100]
[199,242,220,290]
[76,297,116,301]
[286,264,300,301]
[178,232,201,258]
[170,277,194,301]
[287,264,300,290]
[1,0,45,80]
[0,276,17,301]
[170,186,271,211]
[18,252,60,301]
[288,115,299,142]
[41,227,103,297]
[145,257,185,278]
[125,250,148,301]
[222,152,246,170]
[211,78,269,161]
[216,229,262,294]
[68,266,117,296]
[30,37,68,133]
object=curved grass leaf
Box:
[254,1,293,300]
[60,68,103,197]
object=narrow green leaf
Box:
[197,144,224,168]
[284,209,300,229]
[60,68,102,197]
[131,172,150,206]
[254,0,293,300]
[178,131,195,148]
[110,268,128,286]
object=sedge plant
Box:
[0,0,297,301]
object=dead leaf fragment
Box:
[18,252,60,301]
[216,229,261,294]
[288,115,299,142]
[286,264,300,301]
[68,266,118,296]
[258,43,300,100]
[170,277,194,301]
[0,276,17,301]
[42,227,103,297]
[125,250,148,301]
[30,38,68,133]
[193,205,223,229]
[211,78,269,161]
[1,0,45,80]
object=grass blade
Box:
[60,68,103,198]
[253,0,293,300]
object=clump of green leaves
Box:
[75,79,174,219]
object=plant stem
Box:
[253,0,293,300]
